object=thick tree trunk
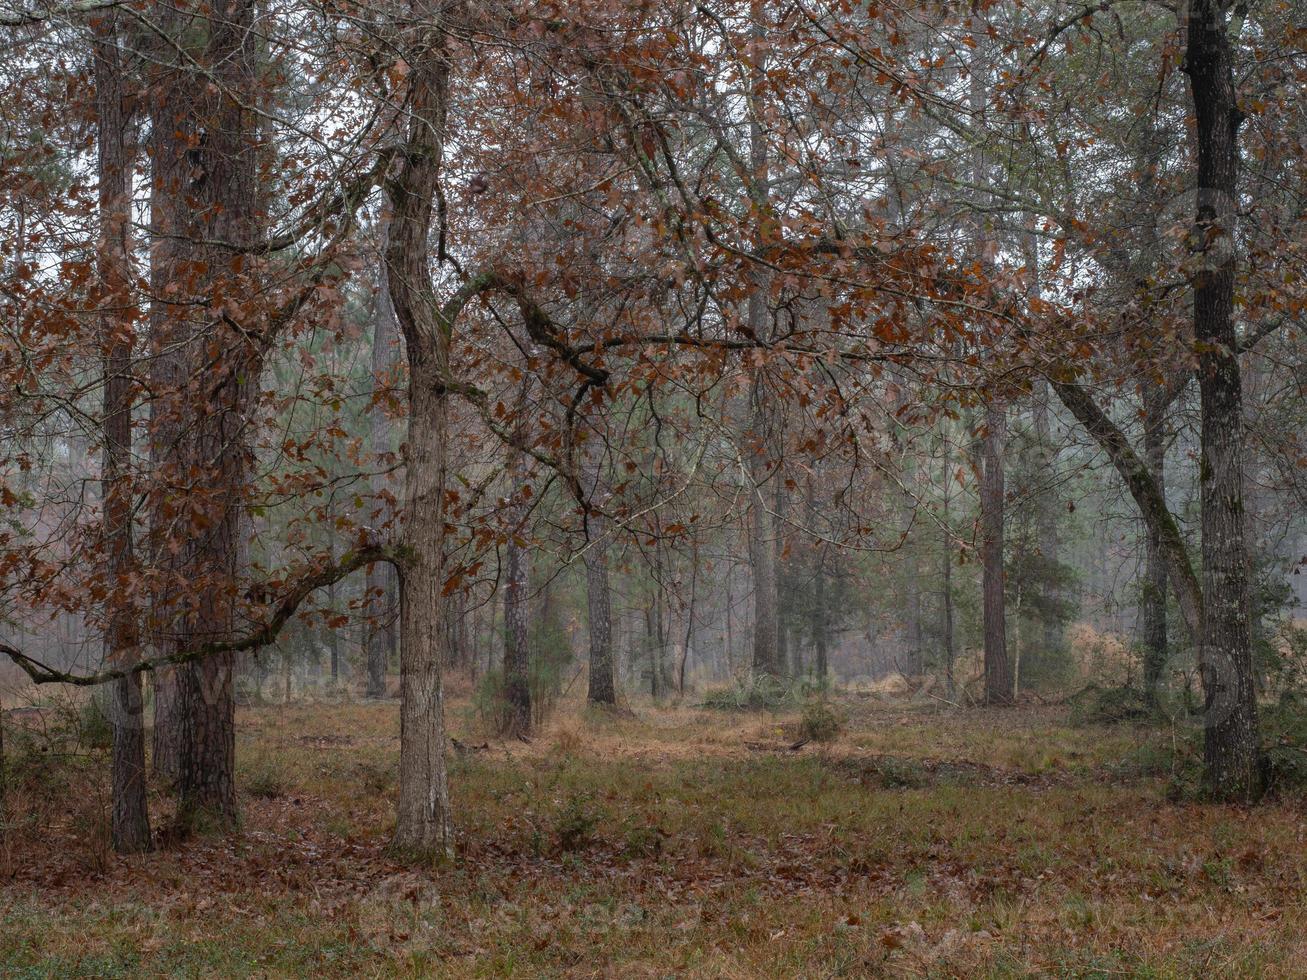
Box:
[146,49,184,784]
[94,14,151,854]
[173,0,261,831]
[385,5,457,856]
[393,377,453,856]
[143,0,256,828]
[980,404,1012,704]
[1186,0,1262,800]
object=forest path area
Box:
[2,694,1305,977]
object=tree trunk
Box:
[1141,391,1169,697]
[143,0,258,830]
[980,404,1012,704]
[174,0,261,832]
[146,53,184,783]
[940,444,957,699]
[585,510,616,705]
[501,509,533,737]
[393,376,453,856]
[648,598,669,699]
[385,6,458,855]
[366,205,400,699]
[969,28,1009,705]
[500,372,533,735]
[679,538,699,693]
[744,1,780,682]
[94,14,151,854]
[747,424,780,679]
[1185,0,1262,800]
[724,565,736,675]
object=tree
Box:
[1184,0,1261,799]
[584,441,617,706]
[366,207,401,700]
[980,404,1012,704]
[92,9,150,853]
[383,0,460,856]
[500,426,534,737]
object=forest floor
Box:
[1,684,1305,978]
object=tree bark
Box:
[94,13,151,853]
[144,0,259,830]
[1141,390,1169,697]
[385,3,456,856]
[366,205,400,699]
[1185,0,1262,800]
[174,0,262,831]
[746,429,781,679]
[1052,381,1205,635]
[941,446,956,700]
[393,376,453,856]
[744,0,781,682]
[969,28,1009,705]
[145,35,185,784]
[980,404,1012,704]
[584,509,616,705]
[500,500,533,736]
[1024,218,1063,658]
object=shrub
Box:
[798,697,845,743]
[622,822,664,858]
[1262,693,1307,793]
[699,675,806,711]
[554,795,601,853]
[78,698,113,752]
[355,760,396,797]
[869,756,929,789]
[243,761,287,799]
[1068,684,1154,726]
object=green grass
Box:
[3,695,1305,976]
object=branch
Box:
[0,0,124,26]
[0,544,401,687]
[1049,377,1204,634]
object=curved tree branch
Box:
[0,544,402,687]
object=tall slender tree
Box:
[93,11,150,853]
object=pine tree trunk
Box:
[501,515,533,736]
[941,445,957,699]
[1186,0,1262,800]
[981,404,1012,704]
[175,0,261,831]
[94,14,151,853]
[744,1,780,682]
[143,0,257,829]
[145,40,185,784]
[585,510,616,705]
[747,423,780,679]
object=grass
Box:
[2,688,1306,976]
